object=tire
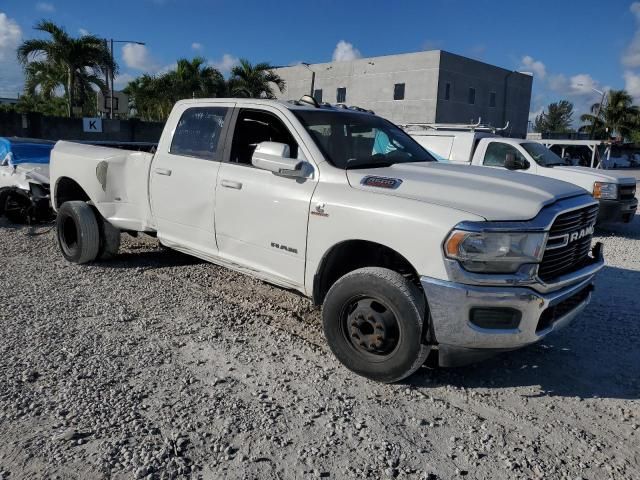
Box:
[96,213,120,260]
[322,267,430,383]
[56,201,100,264]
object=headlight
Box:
[593,182,617,200]
[444,230,547,273]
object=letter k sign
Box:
[83,117,103,133]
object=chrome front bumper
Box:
[421,246,604,363]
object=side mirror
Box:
[504,152,529,170]
[251,141,306,177]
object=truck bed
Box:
[50,141,155,232]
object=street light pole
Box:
[591,88,607,140]
[577,84,607,140]
[104,39,146,119]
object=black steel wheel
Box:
[323,267,430,383]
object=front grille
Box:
[538,204,598,282]
[619,185,636,201]
[536,285,592,332]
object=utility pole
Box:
[301,63,316,98]
[104,39,146,119]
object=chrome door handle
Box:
[221,179,242,190]
[154,168,172,176]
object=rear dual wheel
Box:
[56,201,120,264]
[322,267,430,383]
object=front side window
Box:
[170,107,228,159]
[483,142,527,167]
[336,87,346,103]
[521,142,566,167]
[229,109,298,165]
[294,110,435,169]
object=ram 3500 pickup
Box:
[50,97,604,382]
[406,128,638,225]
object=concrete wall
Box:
[436,51,532,138]
[0,111,164,142]
[274,50,533,137]
[275,51,441,124]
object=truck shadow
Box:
[408,264,640,401]
[596,214,640,240]
[100,245,205,270]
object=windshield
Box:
[521,142,566,167]
[293,110,436,169]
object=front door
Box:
[214,107,318,288]
[150,103,233,255]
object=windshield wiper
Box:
[345,158,394,170]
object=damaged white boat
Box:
[0,137,55,223]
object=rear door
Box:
[149,102,234,255]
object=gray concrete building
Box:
[273,50,533,138]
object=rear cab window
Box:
[170,107,229,160]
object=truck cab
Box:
[407,128,638,225]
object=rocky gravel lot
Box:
[0,211,639,480]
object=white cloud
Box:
[519,55,546,79]
[35,2,55,12]
[0,12,24,96]
[0,12,21,61]
[78,28,89,36]
[122,43,158,72]
[622,2,640,68]
[332,40,361,62]
[209,53,239,74]
[569,73,600,95]
[624,70,640,101]
[191,42,203,51]
[114,72,136,90]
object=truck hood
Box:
[346,162,588,221]
[548,165,637,188]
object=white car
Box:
[406,129,637,225]
[49,97,604,382]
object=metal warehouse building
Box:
[274,50,533,138]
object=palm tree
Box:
[580,89,639,140]
[172,57,225,99]
[125,58,225,121]
[17,20,115,117]
[228,59,285,99]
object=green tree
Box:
[227,59,285,99]
[17,20,115,117]
[533,100,575,134]
[579,89,638,140]
[124,57,226,121]
[171,57,226,99]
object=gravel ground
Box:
[0,209,639,480]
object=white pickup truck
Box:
[406,129,638,225]
[50,97,604,382]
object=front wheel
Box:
[322,267,430,383]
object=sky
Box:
[1,0,640,124]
